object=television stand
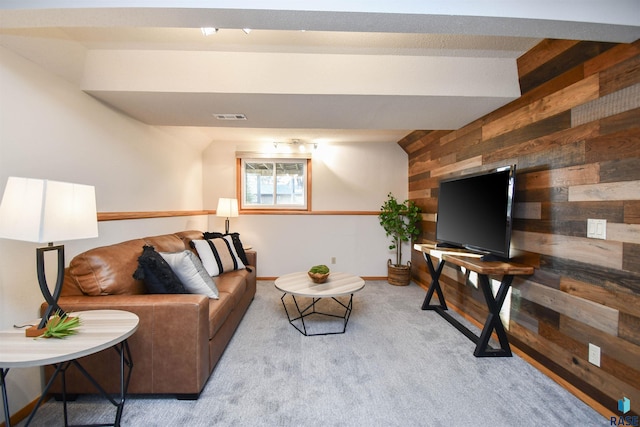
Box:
[414,244,533,357]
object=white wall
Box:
[203,139,410,277]
[0,46,205,421]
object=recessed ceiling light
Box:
[213,113,247,121]
[242,28,252,34]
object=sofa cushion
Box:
[133,245,187,294]
[191,236,246,277]
[207,293,235,338]
[143,234,187,253]
[174,230,205,252]
[68,238,148,295]
[215,270,248,307]
[159,250,219,299]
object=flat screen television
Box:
[435,165,516,261]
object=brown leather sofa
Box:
[44,230,256,399]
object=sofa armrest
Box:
[48,294,210,395]
[245,250,256,269]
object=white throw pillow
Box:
[192,236,246,277]
[160,250,219,299]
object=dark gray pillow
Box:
[133,245,187,294]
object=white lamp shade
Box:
[0,177,99,243]
[216,198,238,218]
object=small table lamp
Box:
[216,198,238,234]
[0,177,98,335]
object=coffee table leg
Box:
[280,293,355,336]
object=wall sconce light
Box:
[0,177,98,335]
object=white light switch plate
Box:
[587,219,606,239]
[588,343,601,367]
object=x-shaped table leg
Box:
[421,253,447,311]
[474,274,513,357]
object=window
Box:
[239,158,310,210]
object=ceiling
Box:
[1,2,639,149]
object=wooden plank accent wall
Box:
[401,39,640,415]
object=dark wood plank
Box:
[471,112,572,160]
[561,276,640,319]
[542,201,625,222]
[584,39,640,77]
[619,312,640,347]
[625,201,640,224]
[431,128,483,161]
[516,140,585,170]
[515,187,569,203]
[517,163,599,190]
[599,158,640,183]
[517,39,580,79]
[484,74,597,142]
[599,52,640,96]
[399,130,453,155]
[519,41,617,94]
[623,243,640,274]
[585,128,640,163]
[517,298,562,332]
[483,121,598,166]
[540,255,640,294]
[513,219,586,237]
[538,320,584,360]
[517,66,586,112]
[599,107,640,136]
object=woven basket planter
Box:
[308,271,330,283]
[387,259,411,286]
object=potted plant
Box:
[379,192,422,286]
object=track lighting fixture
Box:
[201,27,218,36]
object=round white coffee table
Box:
[275,272,365,336]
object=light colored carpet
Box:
[22,280,604,426]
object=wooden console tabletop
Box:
[442,254,534,276]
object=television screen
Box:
[435,165,516,260]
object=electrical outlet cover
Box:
[588,343,601,367]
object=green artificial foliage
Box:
[309,264,330,274]
[41,310,81,339]
[379,192,422,267]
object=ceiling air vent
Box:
[214,113,247,121]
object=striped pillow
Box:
[192,236,246,277]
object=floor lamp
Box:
[217,198,238,234]
[0,177,98,335]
